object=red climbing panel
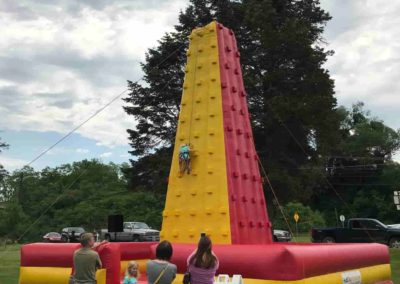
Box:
[216,23,272,244]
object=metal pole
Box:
[334,207,339,227]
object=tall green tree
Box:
[314,104,400,224]
[123,0,340,204]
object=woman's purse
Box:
[183,272,191,284]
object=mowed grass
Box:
[0,240,399,283]
[0,244,20,284]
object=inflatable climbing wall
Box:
[161,21,272,244]
[18,21,393,284]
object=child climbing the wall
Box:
[179,143,192,175]
[123,261,139,284]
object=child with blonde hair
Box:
[123,261,139,284]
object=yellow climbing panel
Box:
[160,22,232,244]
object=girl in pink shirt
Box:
[187,235,219,284]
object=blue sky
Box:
[1,130,131,169]
[1,0,400,171]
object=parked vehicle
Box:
[273,229,292,242]
[311,218,400,247]
[43,232,62,243]
[388,224,400,229]
[61,227,86,243]
[101,222,160,242]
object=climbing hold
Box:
[231,105,236,111]
[234,68,239,75]
[236,149,241,156]
[225,46,231,52]
[224,62,230,69]
[236,129,243,135]
[235,51,241,58]
[221,82,228,88]
[232,86,237,93]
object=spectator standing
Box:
[71,233,102,284]
[147,241,177,284]
[187,235,219,284]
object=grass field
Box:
[0,240,399,284]
[0,244,20,284]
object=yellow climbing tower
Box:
[161,22,232,244]
[161,21,272,245]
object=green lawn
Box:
[0,244,20,284]
[0,242,399,284]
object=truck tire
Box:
[389,237,400,248]
[322,236,335,243]
[133,235,140,242]
[105,234,112,242]
[61,235,69,243]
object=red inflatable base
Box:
[20,241,391,283]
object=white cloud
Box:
[0,156,28,170]
[321,0,400,131]
[0,0,188,149]
[100,152,112,158]
[76,148,90,154]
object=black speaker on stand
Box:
[108,215,124,242]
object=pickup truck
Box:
[101,222,160,242]
[311,218,400,247]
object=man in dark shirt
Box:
[72,233,102,284]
